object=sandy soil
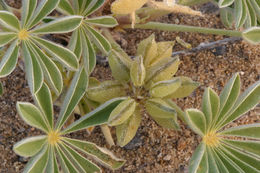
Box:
[0,1,259,173]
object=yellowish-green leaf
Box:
[145,98,176,119]
[165,76,199,99]
[130,56,146,87]
[108,98,136,126]
[87,80,126,103]
[150,41,175,65]
[150,78,181,98]
[116,106,142,147]
[145,56,180,87]
[108,49,131,82]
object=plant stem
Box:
[101,125,115,147]
[123,22,242,37]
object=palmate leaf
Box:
[14,67,125,172]
[186,73,260,173]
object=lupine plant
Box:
[0,0,82,94]
[186,73,260,173]
[86,34,199,146]
[58,0,118,74]
[14,67,125,173]
[217,0,260,29]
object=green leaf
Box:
[85,16,118,27]
[83,24,111,54]
[108,98,136,126]
[23,42,44,94]
[220,80,260,127]
[220,145,260,172]
[16,102,49,133]
[21,0,37,28]
[185,109,206,136]
[234,0,247,29]
[34,83,53,128]
[223,139,260,156]
[60,142,101,173]
[150,78,181,98]
[27,0,60,28]
[63,137,125,170]
[58,0,74,15]
[13,136,47,157]
[0,32,16,47]
[56,67,88,130]
[166,100,186,123]
[32,36,79,70]
[222,144,260,170]
[83,0,105,16]
[23,145,49,173]
[165,76,199,99]
[0,82,3,96]
[220,8,234,28]
[207,148,221,173]
[56,145,79,173]
[69,29,82,59]
[216,73,240,127]
[29,42,63,95]
[218,0,235,8]
[202,88,219,127]
[0,41,19,78]
[189,143,207,173]
[0,11,20,31]
[32,16,83,34]
[220,123,260,139]
[242,27,260,44]
[116,106,142,147]
[81,29,96,73]
[62,97,126,134]
[45,147,59,173]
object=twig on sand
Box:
[172,37,242,56]
[96,37,242,65]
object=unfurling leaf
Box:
[109,98,137,126]
[111,0,148,14]
[130,56,146,87]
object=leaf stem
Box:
[122,22,242,37]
